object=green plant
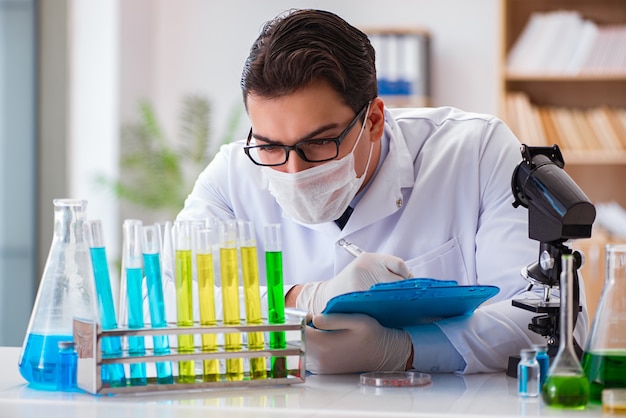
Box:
[98,95,240,219]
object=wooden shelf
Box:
[506,73,626,82]
[502,0,626,323]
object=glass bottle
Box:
[56,341,78,391]
[532,343,550,390]
[518,348,540,397]
[542,254,590,409]
[582,244,626,403]
[18,199,97,390]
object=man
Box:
[178,9,588,374]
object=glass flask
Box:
[18,199,97,390]
[542,254,590,409]
[582,244,626,403]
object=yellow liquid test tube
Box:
[238,221,267,380]
[219,220,243,381]
[173,220,195,383]
[195,227,219,382]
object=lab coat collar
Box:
[340,108,415,236]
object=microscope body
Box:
[511,144,596,357]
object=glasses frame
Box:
[243,103,369,167]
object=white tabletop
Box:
[0,347,605,417]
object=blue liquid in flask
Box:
[19,333,73,390]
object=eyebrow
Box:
[251,122,341,145]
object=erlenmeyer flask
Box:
[18,199,97,389]
[542,254,590,408]
[582,244,626,403]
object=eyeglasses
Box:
[243,103,369,167]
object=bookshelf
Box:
[501,0,626,324]
[500,0,626,208]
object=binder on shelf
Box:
[367,28,430,107]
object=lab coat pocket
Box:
[404,238,468,283]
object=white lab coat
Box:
[178,106,589,373]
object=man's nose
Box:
[283,150,312,173]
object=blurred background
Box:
[2,0,624,347]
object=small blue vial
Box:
[518,348,540,397]
[532,343,550,389]
[56,341,78,391]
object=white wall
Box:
[121,0,501,152]
[69,0,119,244]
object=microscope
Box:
[509,144,596,363]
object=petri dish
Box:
[603,389,626,415]
[360,371,432,388]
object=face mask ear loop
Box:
[351,102,373,179]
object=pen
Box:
[336,238,364,258]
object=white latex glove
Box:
[296,252,411,315]
[306,313,413,374]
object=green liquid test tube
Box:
[264,224,287,378]
[194,227,220,382]
[219,220,244,381]
[122,219,147,386]
[173,220,195,383]
[238,221,267,380]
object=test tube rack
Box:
[72,313,306,395]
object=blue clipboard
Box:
[321,278,500,328]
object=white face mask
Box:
[262,108,373,225]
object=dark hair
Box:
[241,9,377,113]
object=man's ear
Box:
[367,97,386,142]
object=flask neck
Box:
[53,199,87,243]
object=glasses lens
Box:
[248,145,287,166]
[297,140,339,162]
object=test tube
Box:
[219,220,244,381]
[122,219,147,386]
[264,223,287,378]
[85,220,126,387]
[238,220,267,380]
[195,227,220,381]
[173,220,195,383]
[141,224,174,384]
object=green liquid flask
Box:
[582,244,626,403]
[542,254,589,409]
[18,199,97,390]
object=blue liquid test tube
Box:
[85,220,126,388]
[142,224,174,384]
[122,219,147,386]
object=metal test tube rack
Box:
[73,313,306,395]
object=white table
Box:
[0,347,605,417]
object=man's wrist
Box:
[285,284,302,307]
[405,344,415,370]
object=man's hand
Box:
[305,313,413,374]
[296,252,411,315]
